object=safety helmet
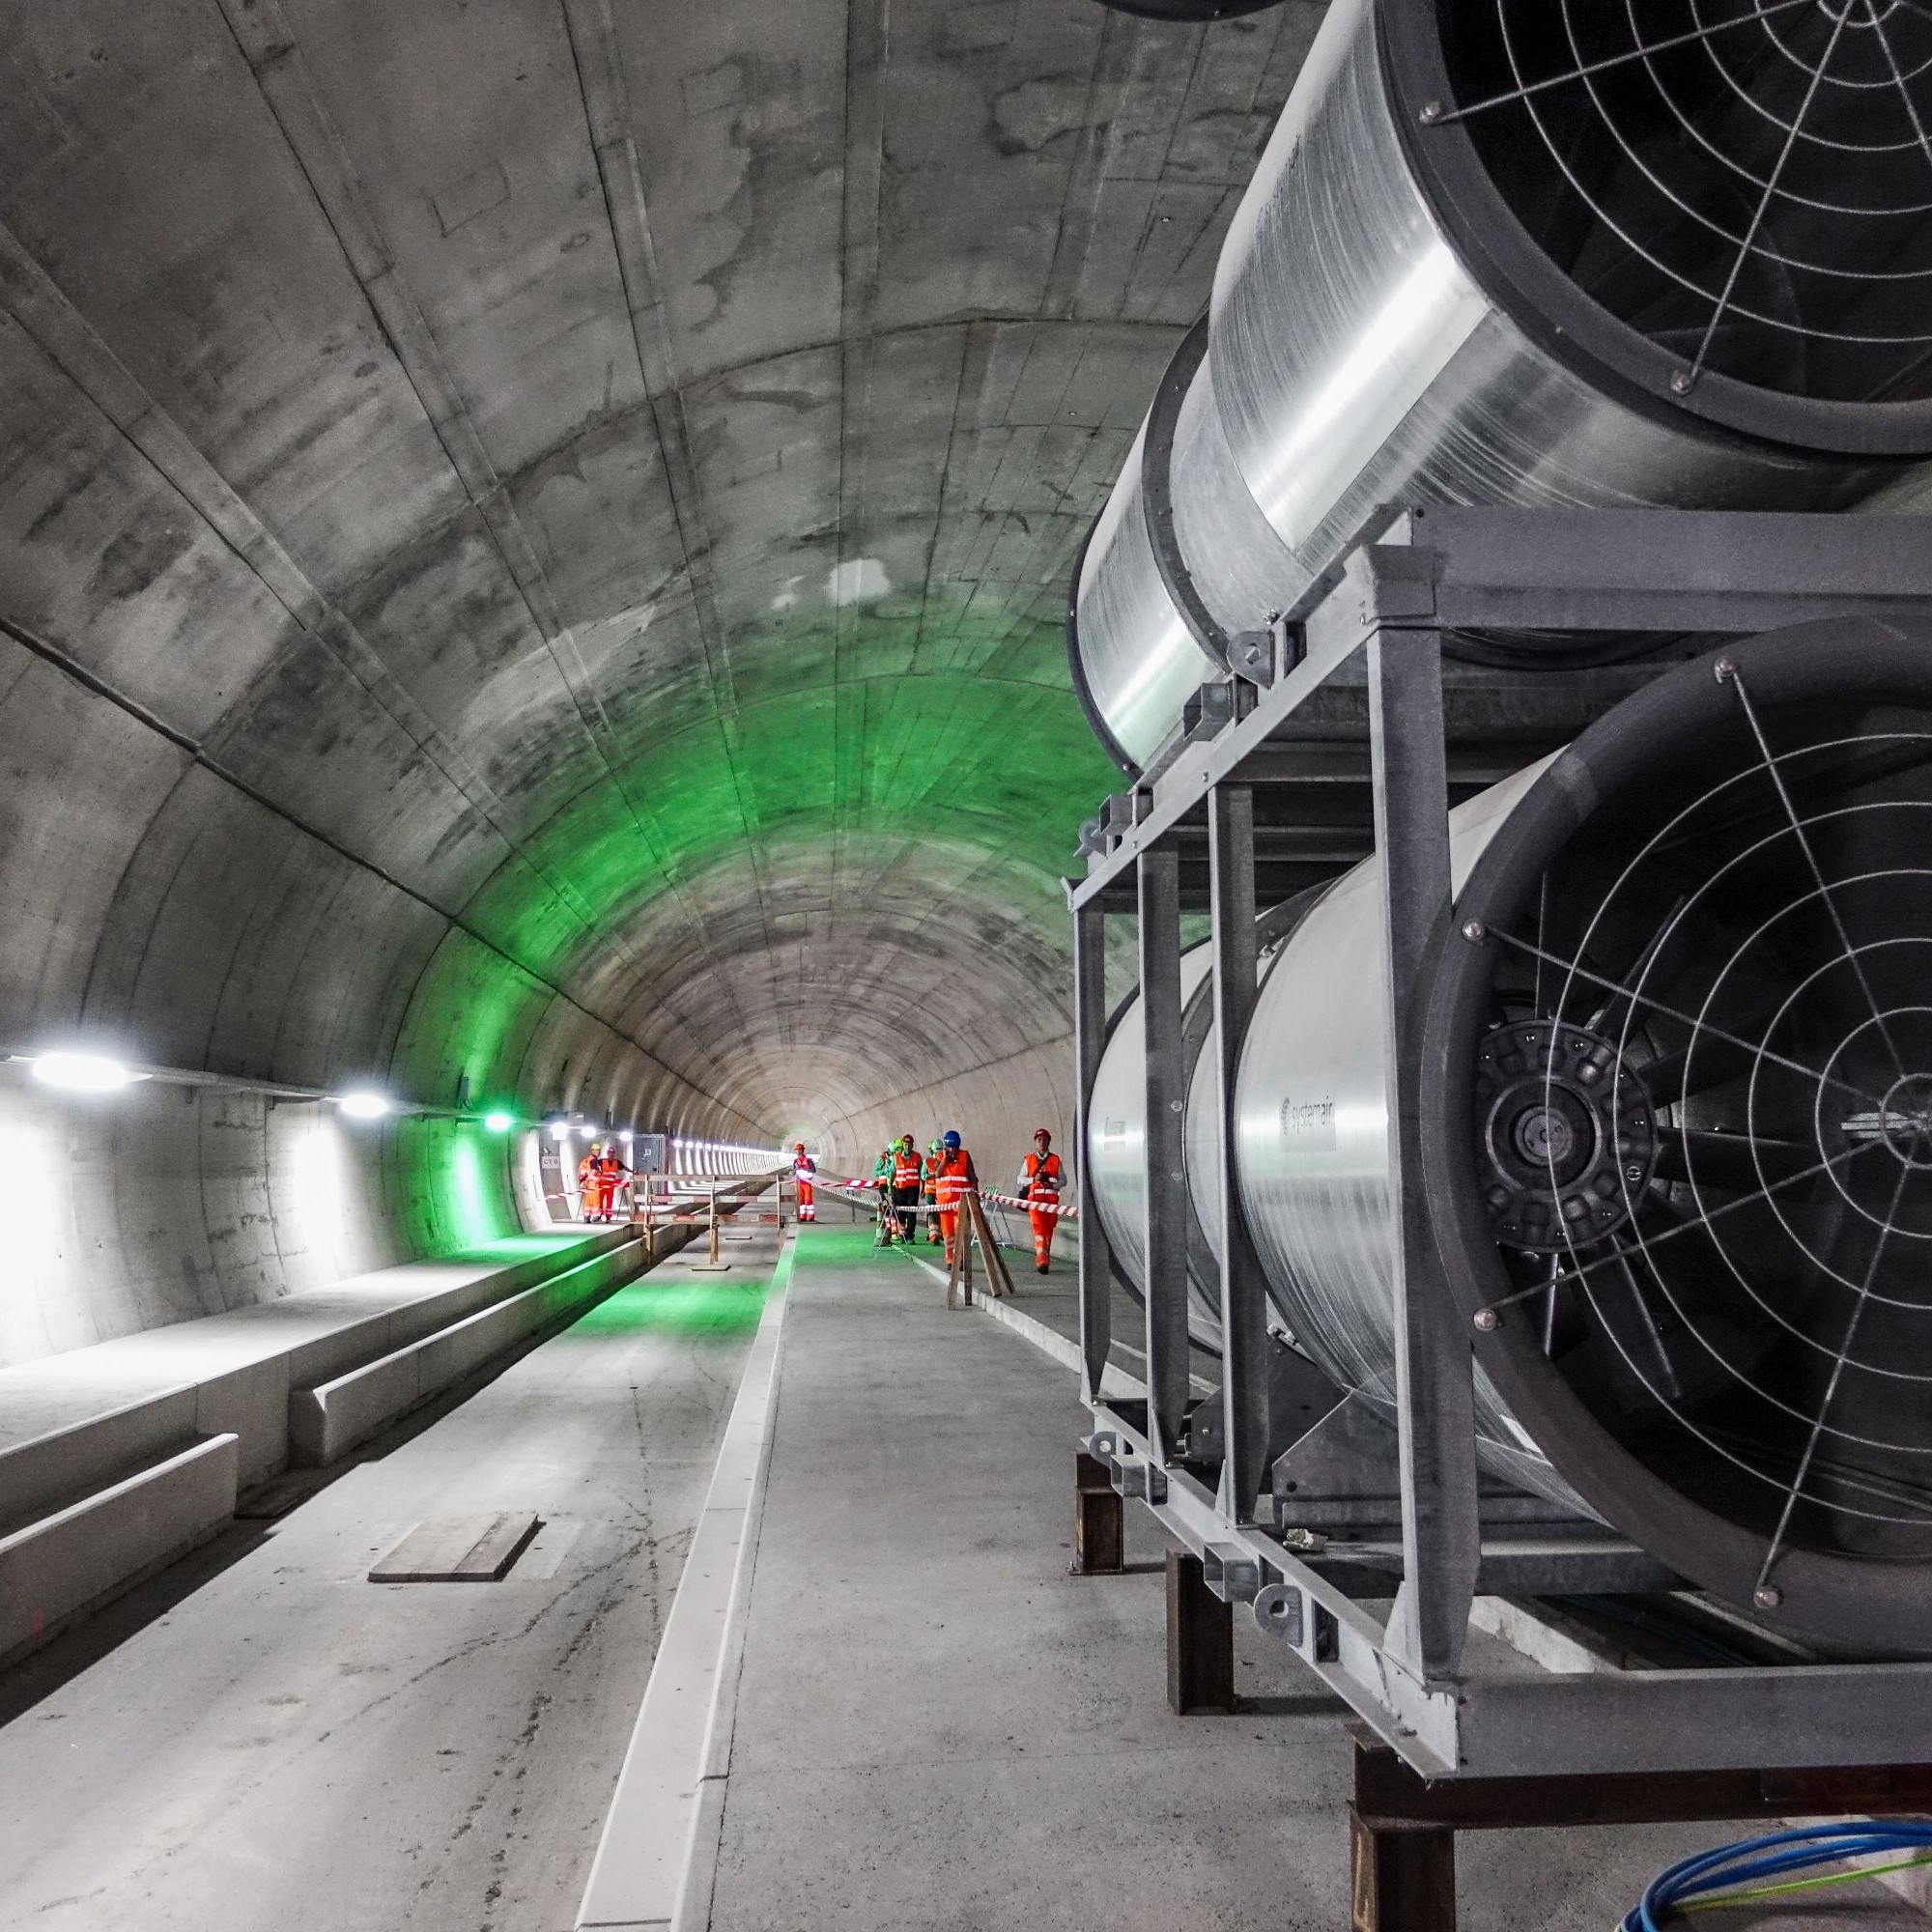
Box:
[943,1129,960,1150]
[793,1141,805,1151]
[1034,1127,1052,1144]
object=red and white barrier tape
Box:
[817,1179,1078,1221]
[977,1190,1078,1220]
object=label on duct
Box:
[1279,1094,1336,1151]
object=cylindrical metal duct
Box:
[1086,945,1226,1351]
[1071,0,1932,771]
[1235,759,1571,1502]
[1230,621,1932,1650]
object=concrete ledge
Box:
[289,1238,649,1466]
[576,1240,794,1932]
[0,1433,239,1667]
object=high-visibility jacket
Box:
[871,1151,894,1187]
[931,1148,975,1206]
[792,1152,816,1182]
[577,1154,602,1199]
[891,1148,923,1189]
[1019,1151,1064,1199]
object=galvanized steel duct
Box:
[1085,944,1227,1352]
[1088,625,1932,1647]
[1070,0,1932,773]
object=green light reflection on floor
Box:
[573,1276,768,1338]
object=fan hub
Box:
[1476,1021,1660,1253]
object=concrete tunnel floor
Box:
[0,1222,784,1932]
[699,1231,1921,1932]
[1,1220,1923,1932]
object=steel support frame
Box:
[1068,509,1932,1779]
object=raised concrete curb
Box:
[0,1229,641,1669]
[0,1433,239,1666]
[576,1238,795,1932]
[288,1237,650,1465]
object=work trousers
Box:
[1028,1202,1057,1269]
[889,1186,921,1239]
[795,1179,814,1221]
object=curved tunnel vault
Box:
[0,0,1321,1364]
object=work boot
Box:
[1037,1263,1050,1275]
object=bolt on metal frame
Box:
[1068,506,1932,1778]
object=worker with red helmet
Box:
[1017,1128,1065,1273]
[888,1134,924,1245]
[930,1129,978,1267]
[791,1141,817,1223]
[595,1142,633,1222]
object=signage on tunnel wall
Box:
[536,1135,574,1223]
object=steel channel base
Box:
[1067,507,1932,1782]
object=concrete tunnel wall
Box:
[0,0,1322,1368]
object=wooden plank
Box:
[368,1512,540,1583]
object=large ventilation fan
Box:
[1441,0,1932,412]
[1426,619,1932,1647]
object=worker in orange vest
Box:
[791,1142,816,1223]
[596,1143,633,1222]
[930,1129,978,1267]
[1017,1128,1065,1274]
[888,1134,924,1246]
[577,1142,608,1222]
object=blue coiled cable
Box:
[1623,1820,1932,1929]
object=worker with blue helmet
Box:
[929,1129,977,1267]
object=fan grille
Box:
[1477,680,1932,1595]
[1439,0,1932,403]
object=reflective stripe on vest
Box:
[1024,1152,1063,1195]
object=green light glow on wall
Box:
[379,632,1118,1264]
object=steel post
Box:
[1368,626,1480,1682]
[1073,900,1113,1405]
[1138,846,1189,1464]
[1208,782,1270,1521]
[1349,1808,1457,1932]
[1166,1548,1235,1714]
[1073,1451,1124,1576]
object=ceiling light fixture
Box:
[28,1051,148,1093]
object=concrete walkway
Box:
[0,1227,784,1932]
[687,1230,1914,1932]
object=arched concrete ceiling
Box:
[0,0,1321,1186]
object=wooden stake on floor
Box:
[967,1192,1013,1299]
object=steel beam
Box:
[1368,626,1481,1683]
[1138,846,1190,1464]
[1072,899,1113,1406]
[1208,783,1270,1522]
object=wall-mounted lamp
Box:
[25,1052,149,1093]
